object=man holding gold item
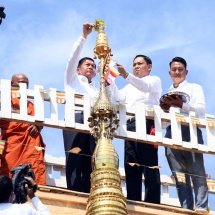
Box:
[112,55,162,204]
[63,22,97,193]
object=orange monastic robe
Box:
[0,98,46,185]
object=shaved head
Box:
[11,73,29,88]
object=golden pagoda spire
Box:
[86,20,127,215]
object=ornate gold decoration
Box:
[93,20,112,60]
[86,20,127,215]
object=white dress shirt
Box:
[64,35,120,109]
[111,73,162,107]
[0,197,50,215]
[64,35,98,98]
[167,80,205,117]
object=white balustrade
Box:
[44,154,215,207]
[1,78,215,154]
[44,154,181,206]
[1,78,215,208]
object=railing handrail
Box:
[1,78,215,209]
[44,154,215,193]
[1,78,215,156]
[44,153,215,209]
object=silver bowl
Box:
[160,91,190,104]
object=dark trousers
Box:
[124,119,161,203]
[63,112,96,193]
[165,125,208,210]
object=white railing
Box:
[44,154,215,207]
[1,78,215,208]
[44,154,181,206]
[1,78,215,155]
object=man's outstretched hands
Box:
[116,63,129,79]
[82,23,94,39]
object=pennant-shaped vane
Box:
[127,162,161,169]
[190,115,200,125]
[149,165,161,169]
[175,113,185,122]
[127,162,140,167]
[56,91,66,104]
[34,146,45,151]
[206,178,215,191]
[206,117,215,127]
[11,85,20,98]
[175,172,186,183]
[69,147,81,154]
[0,140,6,155]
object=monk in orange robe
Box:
[0,74,46,185]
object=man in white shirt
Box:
[63,23,97,193]
[0,175,50,215]
[160,57,208,214]
[113,55,162,203]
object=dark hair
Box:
[0,175,13,203]
[77,57,96,68]
[133,55,152,65]
[169,57,187,69]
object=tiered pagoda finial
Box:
[86,20,127,215]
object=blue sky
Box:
[1,0,215,210]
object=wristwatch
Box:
[124,72,129,79]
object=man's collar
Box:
[78,75,95,86]
[169,80,188,90]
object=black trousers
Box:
[165,125,208,210]
[63,112,95,193]
[124,119,161,203]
